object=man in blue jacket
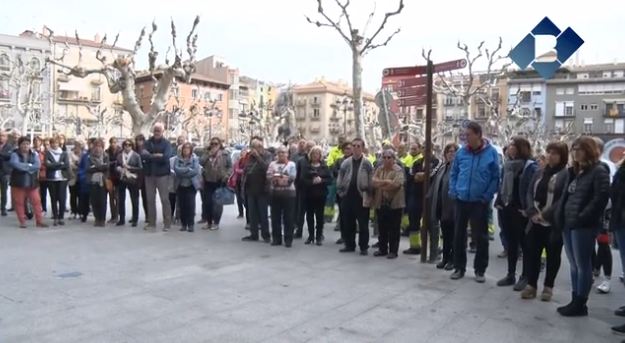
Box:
[142,123,173,231]
[449,121,500,283]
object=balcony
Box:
[329,115,340,122]
[310,126,321,134]
[310,115,321,121]
[296,99,307,107]
[310,100,321,108]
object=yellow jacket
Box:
[326,146,343,168]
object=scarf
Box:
[49,147,64,180]
[90,154,105,186]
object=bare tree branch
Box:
[362,2,377,37]
[362,0,404,52]
[334,0,354,33]
[305,0,351,44]
[133,27,146,55]
[148,21,158,75]
[74,30,83,65]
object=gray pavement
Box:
[0,197,622,343]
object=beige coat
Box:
[371,164,405,210]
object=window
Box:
[603,71,612,78]
[590,104,598,110]
[583,118,593,133]
[580,104,588,111]
[0,79,10,100]
[532,91,541,96]
[534,107,542,118]
[577,73,589,79]
[617,119,625,134]
[556,88,565,95]
[192,89,198,99]
[555,101,575,117]
[565,104,574,115]
[566,88,574,95]
[0,54,9,72]
[605,119,615,133]
[444,97,454,106]
[91,86,101,102]
[615,71,624,78]
[520,91,531,102]
[217,93,223,101]
[312,108,320,119]
[29,57,41,72]
[204,92,211,101]
[313,96,318,104]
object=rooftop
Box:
[293,79,375,100]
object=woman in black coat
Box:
[609,154,625,334]
[87,139,110,227]
[522,141,568,301]
[45,137,70,226]
[555,136,610,317]
[302,146,331,245]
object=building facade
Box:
[544,63,625,137]
[135,72,229,144]
[0,33,51,135]
[292,79,377,144]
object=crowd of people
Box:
[1,121,625,334]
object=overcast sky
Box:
[2,0,624,92]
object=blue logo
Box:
[509,17,584,79]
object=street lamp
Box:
[335,94,353,136]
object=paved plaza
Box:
[0,200,622,343]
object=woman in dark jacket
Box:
[45,137,70,226]
[87,139,110,227]
[610,155,625,334]
[555,136,610,317]
[429,143,457,269]
[495,137,538,290]
[9,136,48,228]
[302,146,331,245]
[116,139,143,227]
[521,141,568,301]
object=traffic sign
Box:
[398,77,427,87]
[397,86,426,98]
[383,66,427,77]
[398,97,426,107]
[434,59,467,73]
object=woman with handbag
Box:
[87,139,110,227]
[116,139,143,227]
[200,138,232,231]
[174,143,200,232]
[45,137,70,226]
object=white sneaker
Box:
[597,279,611,294]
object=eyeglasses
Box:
[383,156,393,160]
[210,142,219,146]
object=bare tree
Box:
[46,17,200,135]
[426,38,511,141]
[1,54,48,135]
[306,0,404,140]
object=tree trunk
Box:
[352,48,365,140]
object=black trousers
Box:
[79,184,90,220]
[202,181,223,225]
[526,223,563,288]
[69,184,79,215]
[177,185,196,229]
[341,195,370,251]
[305,195,325,239]
[592,239,613,277]
[440,219,455,264]
[236,181,245,217]
[270,195,295,244]
[39,180,48,212]
[295,187,306,234]
[500,205,528,277]
[376,207,402,254]
[169,192,177,220]
[90,184,107,222]
[118,181,140,223]
[453,200,489,273]
[48,180,67,220]
[0,175,8,211]
[140,183,148,221]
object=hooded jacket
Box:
[449,140,500,203]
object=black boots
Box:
[557,293,588,317]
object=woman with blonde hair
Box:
[301,145,331,245]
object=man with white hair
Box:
[142,123,174,231]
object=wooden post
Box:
[420,60,434,263]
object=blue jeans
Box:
[614,230,625,278]
[562,229,596,298]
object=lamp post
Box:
[335,94,353,136]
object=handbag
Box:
[213,186,235,205]
[192,172,204,191]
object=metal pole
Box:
[421,60,434,263]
